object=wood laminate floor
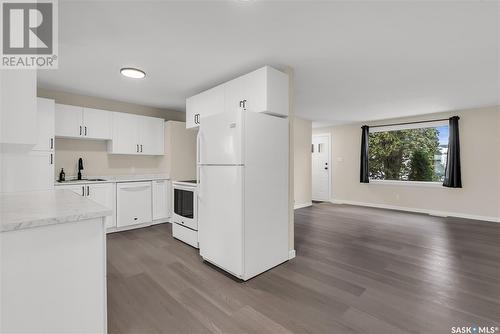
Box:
[107,203,500,334]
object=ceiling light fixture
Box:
[120,67,146,79]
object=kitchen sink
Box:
[57,178,107,183]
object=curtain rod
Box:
[366,117,456,129]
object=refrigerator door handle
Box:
[196,130,201,165]
[197,166,201,195]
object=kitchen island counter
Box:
[1,189,109,333]
[0,189,111,232]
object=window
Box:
[369,122,449,182]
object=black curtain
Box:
[443,116,462,188]
[360,125,369,183]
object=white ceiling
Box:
[38,0,500,126]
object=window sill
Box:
[368,179,443,187]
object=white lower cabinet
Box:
[116,182,152,227]
[57,183,116,230]
[1,218,107,333]
[88,183,115,229]
[152,179,171,222]
[56,179,170,232]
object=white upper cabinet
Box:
[54,104,164,155]
[0,70,37,145]
[33,98,55,152]
[140,116,165,155]
[55,104,111,140]
[185,66,289,129]
[1,97,55,193]
[108,112,164,155]
[82,108,112,140]
[186,85,225,129]
[55,104,82,138]
[108,112,140,154]
[1,150,54,192]
[224,66,289,117]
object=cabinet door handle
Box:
[84,126,87,136]
[137,144,139,152]
[49,153,53,165]
[50,138,53,149]
[87,186,90,196]
[242,99,247,109]
[82,186,85,196]
[140,144,143,152]
[80,126,82,136]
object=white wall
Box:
[54,138,168,177]
[294,117,312,208]
[313,106,500,222]
[165,121,197,181]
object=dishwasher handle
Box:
[118,185,151,191]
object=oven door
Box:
[173,186,197,230]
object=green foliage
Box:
[369,128,441,181]
[409,149,434,181]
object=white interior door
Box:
[312,134,331,201]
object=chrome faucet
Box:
[77,158,84,180]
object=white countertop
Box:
[0,190,112,233]
[54,173,170,186]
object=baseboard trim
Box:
[288,249,296,259]
[330,199,500,223]
[294,201,312,210]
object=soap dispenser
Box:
[59,168,65,182]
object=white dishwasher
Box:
[116,181,152,227]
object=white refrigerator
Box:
[197,109,289,281]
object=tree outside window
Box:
[369,125,448,182]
